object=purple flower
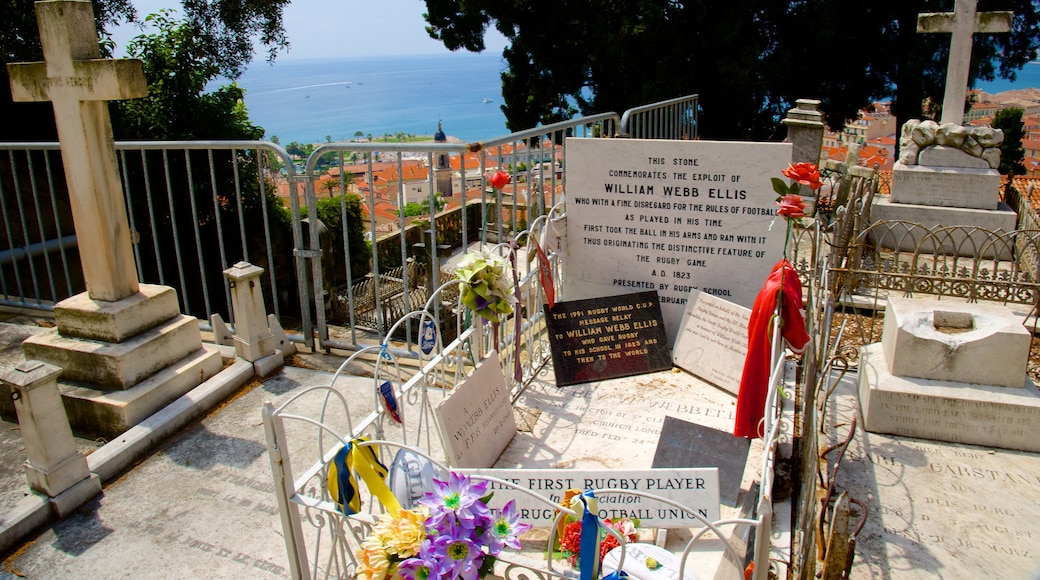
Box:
[484,500,531,554]
[429,521,485,580]
[419,473,490,529]
[397,538,439,580]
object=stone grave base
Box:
[889,163,1000,210]
[858,343,1040,452]
[869,198,1017,258]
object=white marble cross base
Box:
[859,343,1040,452]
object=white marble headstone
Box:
[435,351,516,468]
[563,138,792,345]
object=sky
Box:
[109,0,509,60]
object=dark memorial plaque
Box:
[544,291,670,387]
[651,415,751,507]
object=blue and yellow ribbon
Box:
[327,437,401,516]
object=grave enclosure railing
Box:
[791,176,1040,579]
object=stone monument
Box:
[870,0,1017,252]
[858,296,1040,452]
[6,1,221,437]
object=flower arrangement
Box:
[355,473,531,580]
[454,249,514,324]
[559,517,638,568]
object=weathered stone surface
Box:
[911,120,939,146]
[868,198,1017,258]
[971,126,1004,147]
[897,142,920,165]
[935,123,968,147]
[961,135,984,157]
[58,345,222,438]
[901,119,920,140]
[22,315,204,390]
[881,297,1030,388]
[53,284,180,343]
[889,162,1001,209]
[859,343,1040,452]
[826,371,1040,579]
[916,145,989,169]
[981,147,1001,169]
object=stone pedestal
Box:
[872,120,1016,256]
[0,360,101,517]
[859,297,1040,452]
[224,262,283,377]
[781,99,825,166]
[868,198,1017,258]
[15,284,221,438]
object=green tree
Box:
[106,11,296,317]
[113,11,263,140]
[423,0,1040,140]
[993,107,1027,177]
[1,0,288,141]
[312,195,371,285]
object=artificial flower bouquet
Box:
[355,473,531,580]
[559,516,639,569]
[454,249,514,324]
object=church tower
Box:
[433,121,453,197]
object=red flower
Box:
[488,169,511,190]
[781,162,822,191]
[777,194,807,219]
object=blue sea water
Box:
[233,54,1040,145]
[973,60,1040,94]
[233,52,510,145]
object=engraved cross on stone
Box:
[6,0,147,302]
[917,0,1012,126]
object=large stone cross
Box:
[7,0,147,302]
[918,0,1012,126]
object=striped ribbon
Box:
[327,437,401,516]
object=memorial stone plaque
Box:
[544,291,671,386]
[564,138,792,345]
[435,351,516,467]
[457,467,721,528]
[672,290,750,395]
[651,416,751,507]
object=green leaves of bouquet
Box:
[454,250,514,323]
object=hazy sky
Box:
[110,0,508,59]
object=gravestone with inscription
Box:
[859,297,1040,452]
[672,290,750,395]
[435,351,516,467]
[827,371,1040,579]
[544,291,670,386]
[564,138,792,345]
[870,1,1016,254]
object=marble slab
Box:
[889,162,1000,210]
[673,290,750,395]
[563,138,792,345]
[859,343,1040,452]
[825,370,1040,578]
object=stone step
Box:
[22,314,204,390]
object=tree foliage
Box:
[1,0,287,140]
[423,0,1040,140]
[993,107,1027,176]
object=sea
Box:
[229,52,510,145]
[228,55,1040,146]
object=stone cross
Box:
[7,1,147,302]
[917,0,1012,126]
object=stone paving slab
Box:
[0,366,370,578]
[825,372,1040,578]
